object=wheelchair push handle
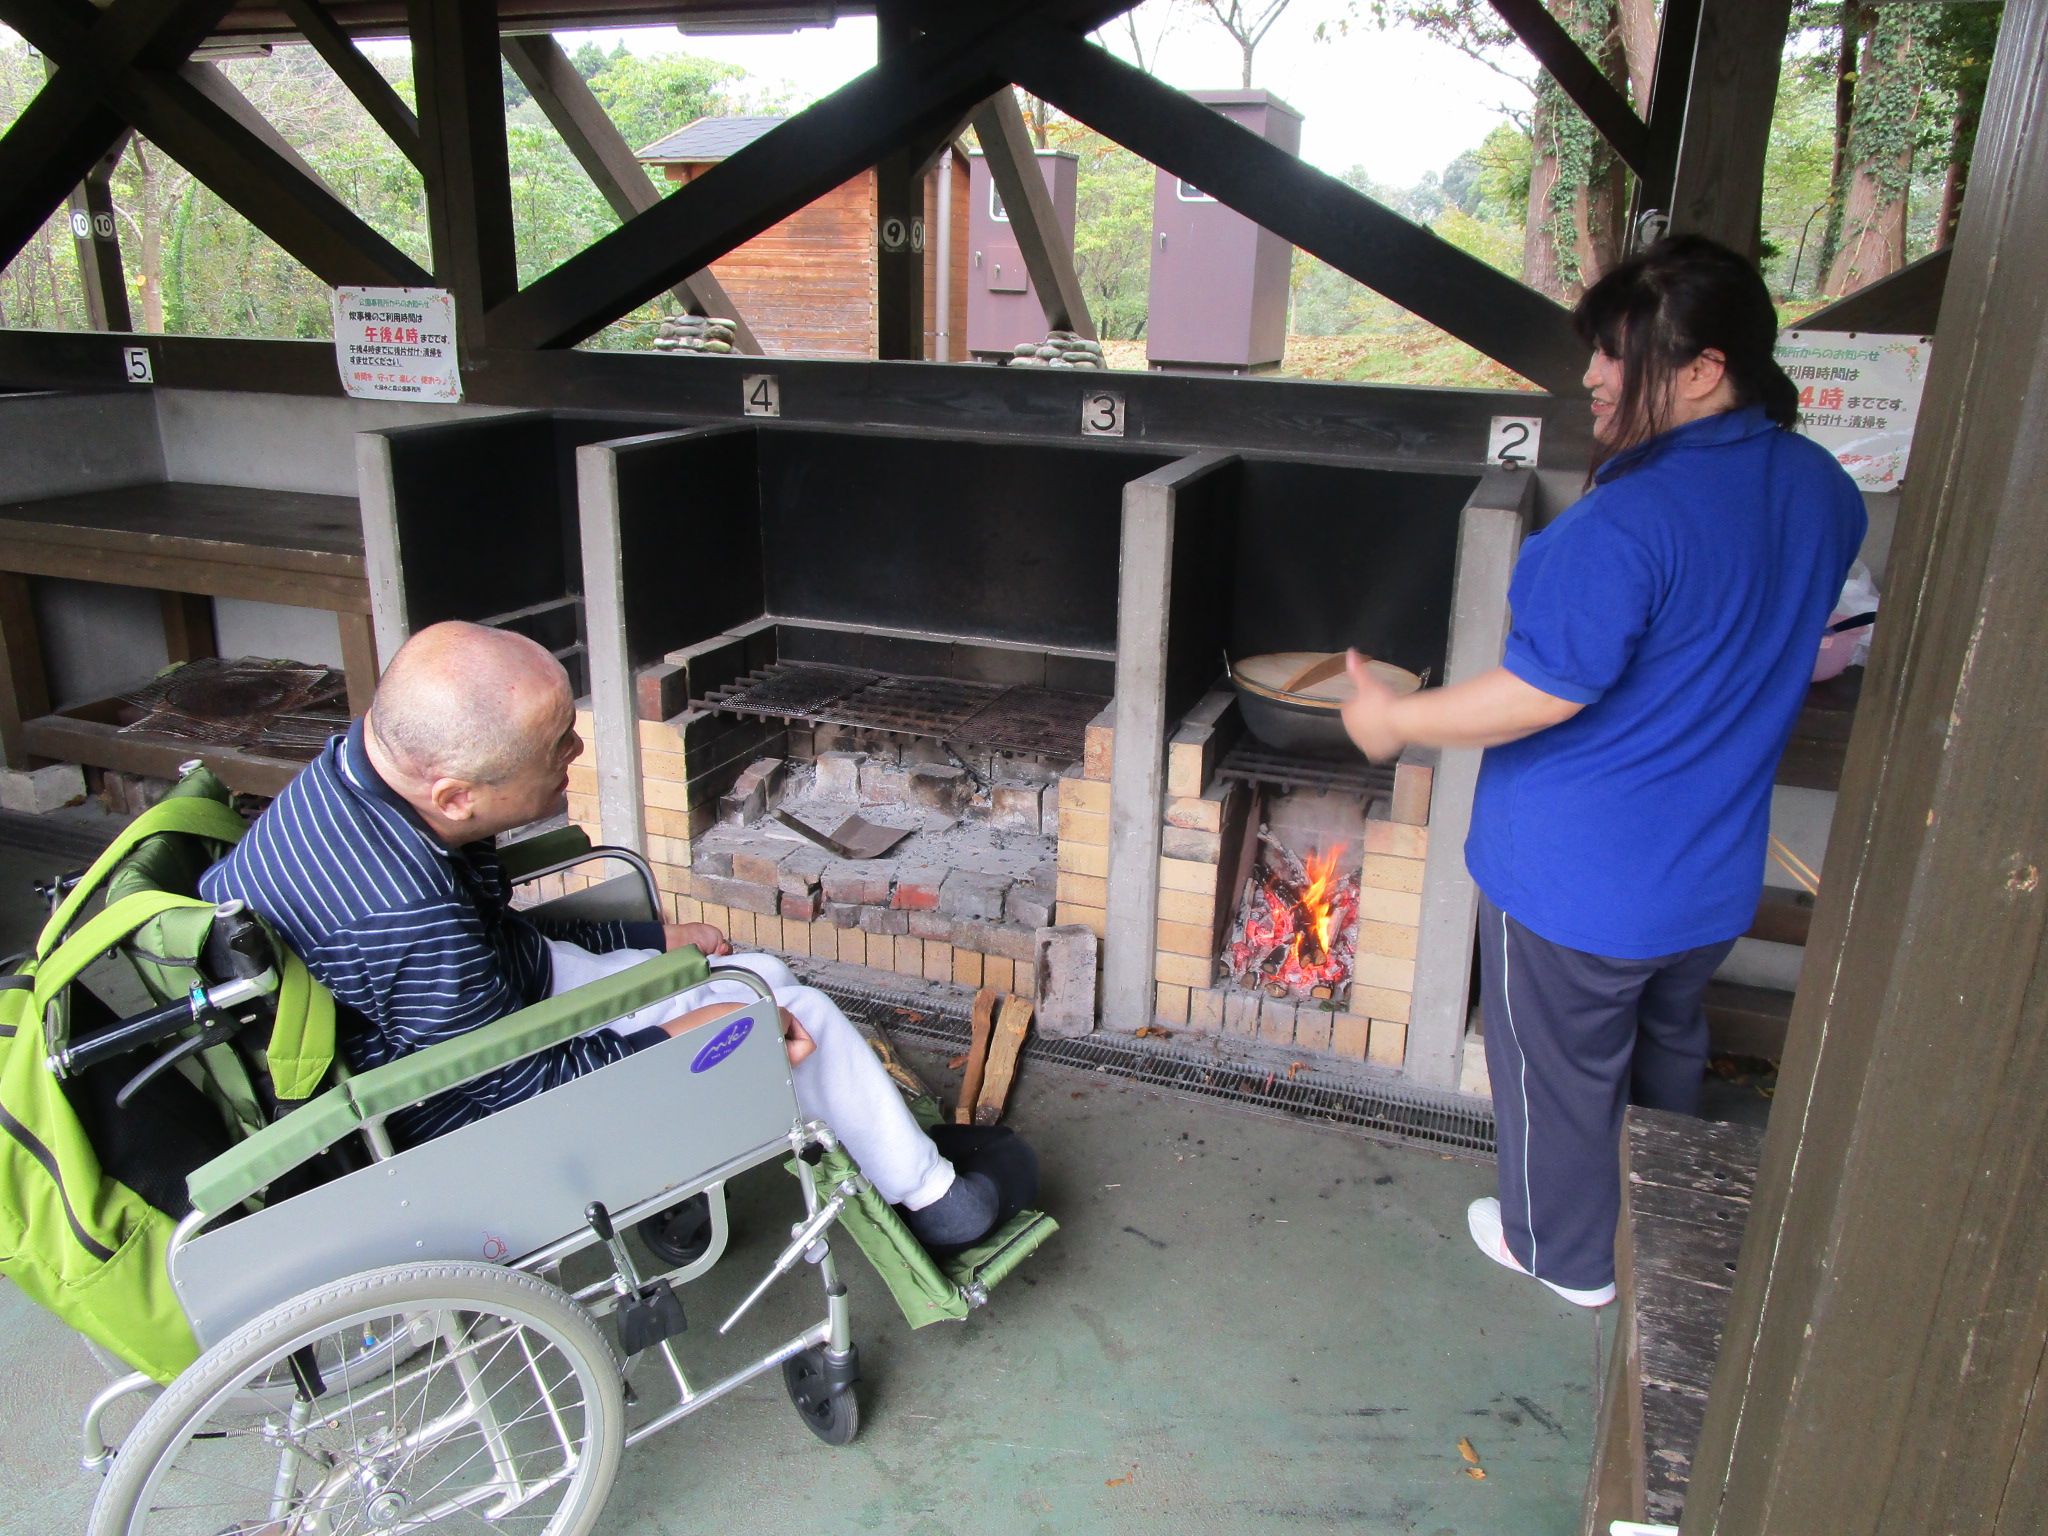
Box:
[47,901,283,1081]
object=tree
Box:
[1192,0,1296,87]
[1046,117,1155,337]
[1819,2,1934,296]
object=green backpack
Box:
[0,768,336,1383]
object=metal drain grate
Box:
[803,966,1495,1157]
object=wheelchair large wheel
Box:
[90,1262,625,1536]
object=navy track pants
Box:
[1478,896,1737,1292]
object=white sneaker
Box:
[1467,1197,1616,1308]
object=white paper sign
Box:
[1774,330,1932,491]
[332,286,461,403]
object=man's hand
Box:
[1339,648,1407,763]
[780,1008,815,1067]
[664,921,731,957]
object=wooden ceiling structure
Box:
[5,3,2047,1534]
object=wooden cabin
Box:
[639,115,970,359]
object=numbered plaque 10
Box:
[1487,415,1541,467]
[742,374,780,417]
[1081,389,1126,438]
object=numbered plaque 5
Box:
[1487,414,1541,467]
[123,346,154,385]
[1081,389,1126,438]
[742,374,780,417]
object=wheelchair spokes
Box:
[91,1266,624,1536]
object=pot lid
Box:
[1231,651,1422,704]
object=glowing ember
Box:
[1223,837,1361,1003]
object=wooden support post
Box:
[1628,0,1702,223]
[336,610,379,717]
[1684,0,2048,1525]
[970,88,1095,338]
[408,0,517,353]
[158,591,215,664]
[1103,452,1235,1035]
[874,0,926,360]
[50,65,134,337]
[354,430,411,670]
[0,571,50,770]
[500,33,762,354]
[1405,470,1535,1090]
[576,436,652,858]
[1662,0,1793,256]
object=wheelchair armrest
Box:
[501,826,662,929]
[186,944,742,1220]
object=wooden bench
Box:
[1583,1107,1766,1532]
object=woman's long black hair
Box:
[1573,234,1799,475]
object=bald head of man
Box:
[363,621,580,844]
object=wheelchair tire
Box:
[784,1346,860,1447]
[90,1261,626,1536]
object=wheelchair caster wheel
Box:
[784,1344,859,1446]
[637,1191,713,1269]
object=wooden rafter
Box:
[1002,25,1586,394]
[1486,0,1650,179]
[277,0,423,167]
[1,0,430,285]
[500,33,762,352]
[484,0,1136,351]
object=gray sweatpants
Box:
[1478,896,1737,1292]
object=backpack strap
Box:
[36,797,249,961]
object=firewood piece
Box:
[955,988,999,1124]
[973,995,1033,1127]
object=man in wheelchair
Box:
[201,620,1035,1255]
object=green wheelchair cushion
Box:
[801,1144,1057,1330]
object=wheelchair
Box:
[2,763,1054,1536]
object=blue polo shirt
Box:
[1466,406,1865,958]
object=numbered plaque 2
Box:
[1487,414,1541,467]
[1081,389,1126,438]
[742,374,780,417]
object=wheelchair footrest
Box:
[940,1209,1059,1297]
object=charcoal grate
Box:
[118,657,349,761]
[699,663,873,719]
[803,965,1495,1157]
[1216,740,1399,798]
[694,663,1102,760]
[953,686,1107,758]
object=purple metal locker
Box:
[1145,91,1303,373]
[965,149,1080,360]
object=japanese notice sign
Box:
[1774,330,1932,491]
[331,287,461,403]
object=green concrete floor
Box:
[0,817,1605,1536]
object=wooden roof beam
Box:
[1485,0,1650,179]
[484,0,1137,350]
[501,32,762,353]
[972,85,1094,339]
[1003,25,1587,395]
[278,0,423,166]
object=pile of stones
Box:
[1008,330,1105,369]
[653,315,738,354]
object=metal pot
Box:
[1227,651,1421,760]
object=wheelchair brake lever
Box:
[113,1021,234,1108]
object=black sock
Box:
[903,1169,1000,1247]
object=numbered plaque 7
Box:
[1081,389,1126,438]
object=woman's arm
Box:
[1339,650,1583,761]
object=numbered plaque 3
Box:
[1081,388,1126,438]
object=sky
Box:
[558,0,1528,189]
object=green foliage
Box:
[1759,51,1839,295]
[586,51,748,155]
[1047,119,1155,339]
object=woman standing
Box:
[1341,236,1865,1306]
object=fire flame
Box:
[1226,841,1359,1002]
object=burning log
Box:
[1222,835,1361,1006]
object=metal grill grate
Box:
[804,965,1495,1157]
[1216,740,1399,798]
[695,663,1105,760]
[953,686,1107,758]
